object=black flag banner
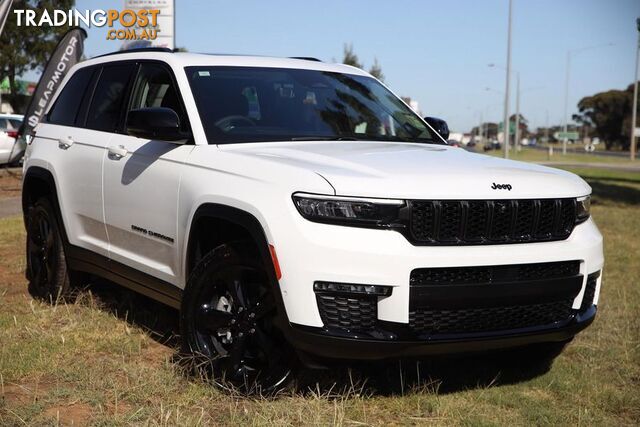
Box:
[21,27,87,137]
[0,0,13,36]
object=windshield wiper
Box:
[290,136,360,141]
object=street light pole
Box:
[631,18,640,161]
[514,72,521,151]
[562,51,571,155]
[502,0,513,159]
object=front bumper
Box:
[274,216,604,327]
[285,305,597,360]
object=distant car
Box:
[0,114,24,166]
[447,139,461,147]
[483,140,502,152]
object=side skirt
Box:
[66,245,182,309]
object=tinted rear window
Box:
[48,67,94,126]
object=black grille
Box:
[580,272,599,311]
[409,299,575,335]
[411,261,580,286]
[409,198,577,245]
[316,294,377,331]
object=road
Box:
[537,161,640,173]
[529,144,630,158]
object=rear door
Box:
[102,62,193,285]
[35,65,131,257]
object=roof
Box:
[80,51,370,77]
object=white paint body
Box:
[24,52,604,328]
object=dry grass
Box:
[0,168,639,425]
[0,168,22,201]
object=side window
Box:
[86,63,135,132]
[129,63,189,132]
[48,67,94,126]
[8,119,22,129]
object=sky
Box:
[67,0,640,133]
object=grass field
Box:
[1,167,639,425]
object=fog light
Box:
[313,281,392,296]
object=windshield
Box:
[185,66,438,144]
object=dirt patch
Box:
[0,168,22,201]
[43,403,93,425]
[1,379,53,406]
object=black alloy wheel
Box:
[26,198,71,301]
[181,242,293,393]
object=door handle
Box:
[58,136,74,150]
[107,145,128,160]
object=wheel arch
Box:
[22,166,68,241]
[184,203,279,287]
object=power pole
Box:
[631,18,640,161]
[545,109,549,144]
[502,0,513,159]
[562,51,571,155]
[514,72,521,151]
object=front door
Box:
[102,62,193,285]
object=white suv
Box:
[22,49,604,390]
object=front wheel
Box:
[180,242,294,393]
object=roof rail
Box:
[93,47,174,59]
[290,56,322,62]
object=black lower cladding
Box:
[314,261,596,342]
[315,294,377,331]
[408,261,584,336]
[579,271,600,312]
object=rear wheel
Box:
[181,242,293,393]
[26,198,72,302]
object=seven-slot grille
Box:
[409,198,577,245]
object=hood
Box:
[220,141,591,199]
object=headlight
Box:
[576,195,591,223]
[292,193,404,227]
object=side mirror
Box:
[126,107,188,142]
[424,116,450,140]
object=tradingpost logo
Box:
[13,7,162,41]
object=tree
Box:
[342,43,363,69]
[342,44,385,82]
[574,84,635,150]
[369,57,384,81]
[0,0,75,113]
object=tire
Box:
[180,242,294,394]
[25,197,72,302]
